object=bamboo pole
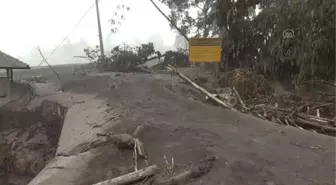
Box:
[167,64,236,111]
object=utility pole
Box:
[95,0,105,61]
[149,0,189,41]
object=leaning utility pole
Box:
[95,0,105,61]
[149,0,189,41]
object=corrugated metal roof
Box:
[0,50,30,69]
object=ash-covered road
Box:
[56,72,335,185]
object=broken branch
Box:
[296,118,336,135]
[36,47,64,92]
[166,64,236,111]
[133,138,138,171]
[151,156,216,185]
[92,165,158,185]
[233,86,247,110]
[89,133,147,159]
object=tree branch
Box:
[36,47,64,92]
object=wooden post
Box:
[6,68,9,77]
[10,69,13,82]
[6,68,11,99]
[215,63,219,78]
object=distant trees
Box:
[83,41,189,71]
[83,42,156,71]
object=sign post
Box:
[189,37,222,77]
[189,38,222,62]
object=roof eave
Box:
[0,65,31,70]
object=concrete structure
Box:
[0,50,30,99]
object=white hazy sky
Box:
[0,0,176,65]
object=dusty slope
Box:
[54,72,335,185]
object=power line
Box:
[149,0,189,41]
[37,3,96,66]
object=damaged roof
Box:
[0,50,30,69]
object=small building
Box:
[0,50,30,98]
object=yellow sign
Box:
[189,38,222,62]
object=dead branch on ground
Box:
[163,155,175,177]
[83,133,146,157]
[166,64,236,111]
[247,95,336,136]
[133,125,146,137]
[133,139,138,171]
[233,86,247,111]
[92,165,158,185]
[150,155,217,185]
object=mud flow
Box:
[0,100,67,185]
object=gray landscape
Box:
[0,0,335,185]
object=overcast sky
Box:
[0,0,176,65]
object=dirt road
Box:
[55,72,335,185]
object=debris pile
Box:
[71,125,217,185]
[167,65,335,136]
[0,100,67,185]
[248,93,336,136]
[219,68,274,100]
